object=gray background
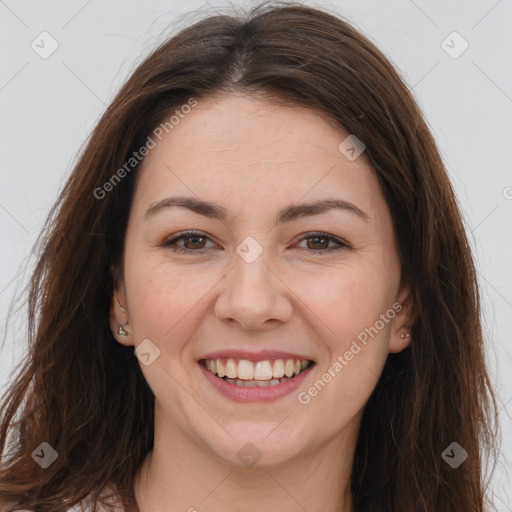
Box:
[0,0,510,508]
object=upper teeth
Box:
[204,358,310,380]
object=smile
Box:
[198,357,315,402]
[202,358,311,387]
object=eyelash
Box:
[161,230,350,254]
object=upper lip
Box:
[199,350,315,363]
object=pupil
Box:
[309,236,327,249]
[187,236,204,249]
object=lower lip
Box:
[199,362,314,403]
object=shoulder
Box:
[0,485,124,512]
[0,505,31,512]
[0,505,92,512]
[0,503,123,512]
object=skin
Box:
[110,93,413,512]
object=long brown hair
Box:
[0,2,499,511]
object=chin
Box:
[203,427,308,468]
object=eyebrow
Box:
[145,196,370,224]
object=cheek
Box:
[296,269,392,426]
[292,256,397,345]
[298,345,385,437]
[123,255,224,348]
[122,260,210,405]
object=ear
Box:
[109,265,133,347]
[388,285,415,354]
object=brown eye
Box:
[162,231,215,253]
[296,232,349,253]
[162,231,350,255]
[182,234,207,249]
[305,235,329,250]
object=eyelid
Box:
[293,231,350,251]
[161,230,217,250]
[161,230,351,253]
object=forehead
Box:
[145,93,363,165]
[131,93,385,226]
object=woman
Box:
[0,2,499,511]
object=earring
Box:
[118,321,129,337]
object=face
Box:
[110,93,412,467]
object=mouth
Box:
[198,356,315,402]
[200,357,313,387]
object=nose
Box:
[214,249,293,330]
